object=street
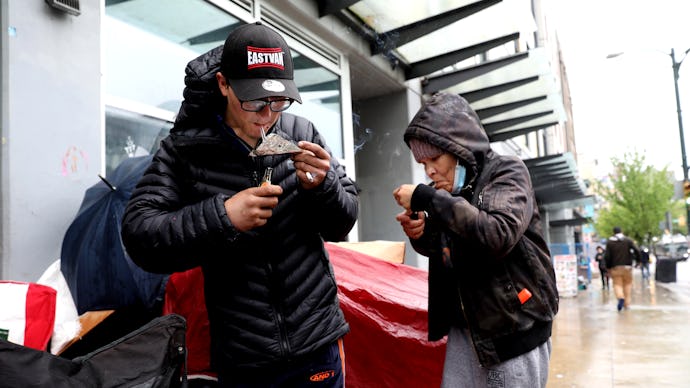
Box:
[548,259,690,387]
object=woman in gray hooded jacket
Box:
[393,93,558,387]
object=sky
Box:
[549,0,690,181]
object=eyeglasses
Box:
[240,98,293,112]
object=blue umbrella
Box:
[61,155,168,315]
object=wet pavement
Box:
[548,259,690,387]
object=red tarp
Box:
[164,243,445,387]
[326,243,445,387]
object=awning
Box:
[317,0,580,207]
[431,47,567,142]
[524,153,588,205]
[323,0,566,143]
[549,210,591,228]
[329,0,581,206]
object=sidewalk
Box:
[548,260,690,387]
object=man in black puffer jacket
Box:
[121,22,358,387]
[393,93,558,387]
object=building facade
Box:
[1,0,587,280]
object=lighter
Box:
[260,167,273,186]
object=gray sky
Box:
[551,0,690,180]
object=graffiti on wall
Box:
[61,146,89,178]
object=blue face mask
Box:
[453,162,467,191]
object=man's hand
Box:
[292,141,330,189]
[224,184,283,232]
[395,211,425,240]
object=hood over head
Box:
[403,93,490,173]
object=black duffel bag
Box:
[0,313,187,388]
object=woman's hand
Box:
[395,210,425,240]
[393,184,417,211]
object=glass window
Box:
[105,106,170,176]
[104,0,346,174]
[287,52,343,157]
[105,0,237,110]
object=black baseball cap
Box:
[220,21,302,104]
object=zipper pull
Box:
[251,170,259,187]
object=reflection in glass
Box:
[289,51,343,157]
[105,0,345,169]
[105,106,170,176]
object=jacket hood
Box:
[173,45,226,133]
[404,93,490,171]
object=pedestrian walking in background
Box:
[393,93,559,388]
[595,245,609,290]
[637,246,651,281]
[121,22,358,387]
[604,227,640,311]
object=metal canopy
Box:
[483,110,554,133]
[441,47,567,143]
[444,48,565,116]
[523,153,588,205]
[330,1,565,142]
[549,209,590,227]
[365,0,501,55]
[474,95,547,120]
[317,0,360,17]
[405,32,519,80]
[549,214,591,228]
[422,51,529,95]
[490,121,558,142]
[462,76,539,103]
[323,0,578,207]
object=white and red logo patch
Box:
[246,46,285,70]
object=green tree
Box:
[593,151,674,244]
[669,198,687,233]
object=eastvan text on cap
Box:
[247,46,285,70]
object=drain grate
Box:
[45,0,81,16]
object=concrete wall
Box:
[1,2,101,281]
[353,88,425,267]
[548,208,576,250]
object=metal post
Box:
[670,48,690,234]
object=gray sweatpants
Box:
[441,326,551,388]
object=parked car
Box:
[654,237,690,261]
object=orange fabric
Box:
[518,288,532,304]
[338,337,346,380]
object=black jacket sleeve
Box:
[120,139,238,274]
